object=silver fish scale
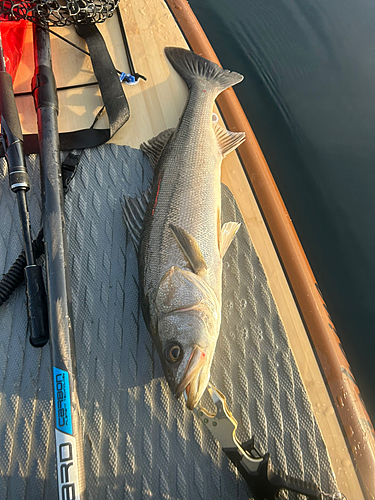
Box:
[0,144,338,499]
[141,85,223,306]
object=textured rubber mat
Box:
[0,144,338,499]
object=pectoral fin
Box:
[169,224,208,275]
[220,222,241,258]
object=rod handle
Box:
[25,265,49,347]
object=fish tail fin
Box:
[165,47,243,94]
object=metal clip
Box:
[191,383,262,472]
[187,383,346,500]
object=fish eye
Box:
[165,343,183,363]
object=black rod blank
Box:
[32,23,86,498]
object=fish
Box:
[122,47,245,409]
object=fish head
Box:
[155,267,221,409]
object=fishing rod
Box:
[32,20,87,497]
[0,26,49,347]
[0,1,127,497]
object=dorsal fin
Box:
[122,188,151,250]
[213,123,246,158]
[140,129,175,167]
[220,221,241,258]
[169,224,208,275]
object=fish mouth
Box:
[174,346,206,409]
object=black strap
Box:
[23,127,112,154]
[1,24,130,156]
[75,23,130,138]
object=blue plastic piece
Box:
[120,72,136,84]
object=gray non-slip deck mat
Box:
[0,144,338,499]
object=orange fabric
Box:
[0,20,27,80]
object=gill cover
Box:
[155,266,220,331]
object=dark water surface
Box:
[189,0,375,420]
